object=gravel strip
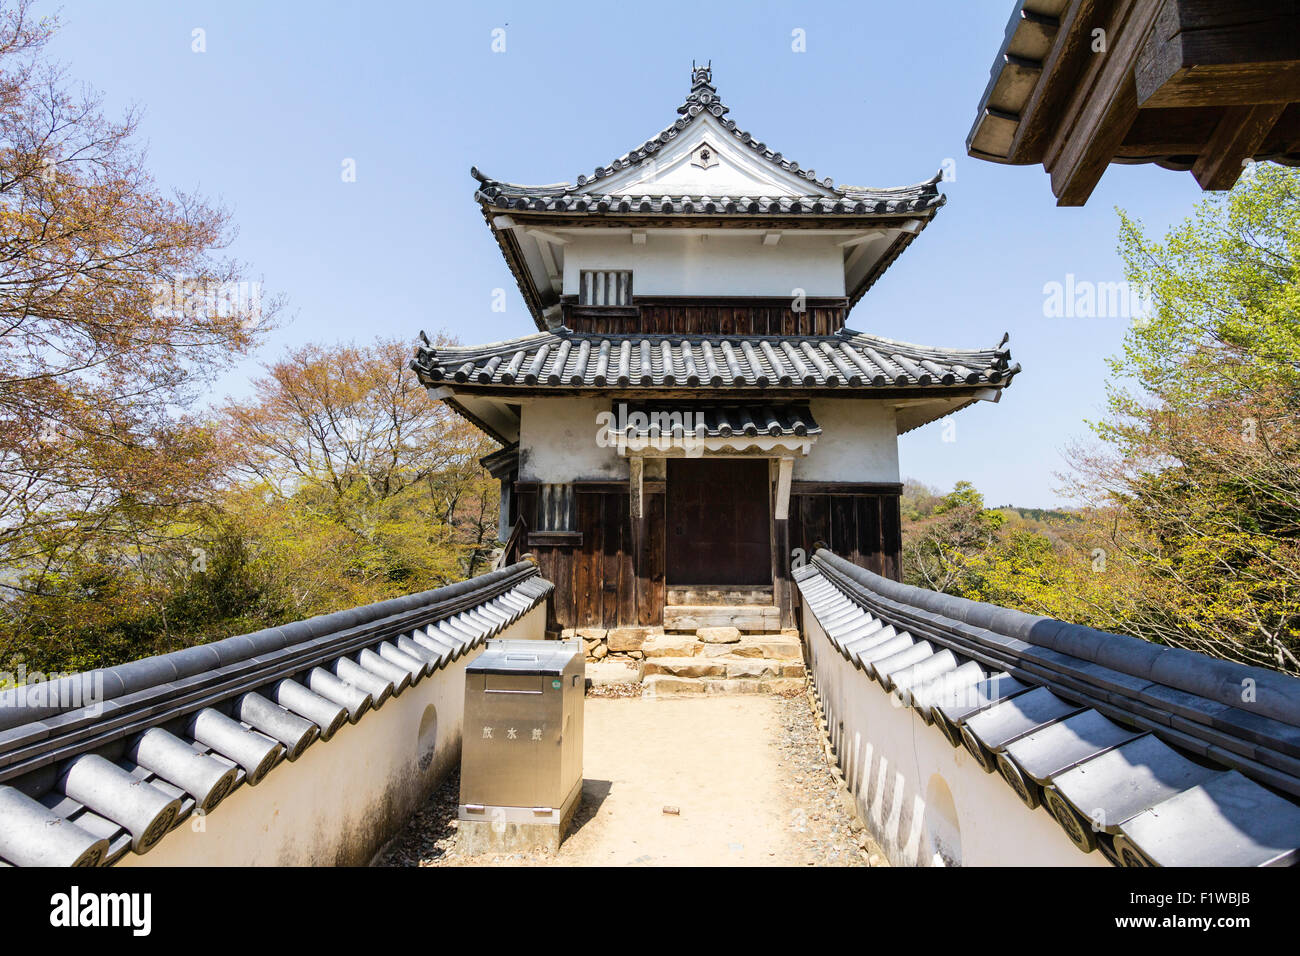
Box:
[775,688,888,867]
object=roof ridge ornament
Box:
[679,59,727,118]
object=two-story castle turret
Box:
[412,64,1018,634]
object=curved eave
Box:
[410,328,1018,398]
[966,1,1300,195]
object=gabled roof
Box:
[474,63,946,214]
[473,64,947,329]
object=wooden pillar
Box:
[629,456,644,521]
[629,456,651,625]
[770,457,795,629]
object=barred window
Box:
[579,270,633,306]
[536,483,577,532]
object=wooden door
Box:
[665,458,772,586]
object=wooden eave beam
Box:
[1136,0,1300,109]
[1192,102,1288,189]
[1008,0,1104,164]
[1043,0,1165,205]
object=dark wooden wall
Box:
[513,478,902,633]
[788,483,903,581]
[562,297,848,337]
[513,481,664,631]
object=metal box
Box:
[458,638,584,839]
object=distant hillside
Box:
[992,505,1081,524]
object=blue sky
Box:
[40,0,1209,507]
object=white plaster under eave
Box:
[518,396,627,482]
[427,388,523,445]
[794,399,899,483]
[558,229,848,299]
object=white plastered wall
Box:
[560,231,846,299]
[120,604,546,867]
[794,399,900,483]
[519,397,901,484]
[803,611,1109,867]
[519,397,627,482]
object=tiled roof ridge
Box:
[797,549,1300,866]
[812,549,1300,731]
[417,327,1013,367]
[469,63,946,206]
[0,562,540,735]
[0,563,553,866]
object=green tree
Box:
[1065,163,1300,671]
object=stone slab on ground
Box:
[641,635,700,657]
[725,660,781,680]
[760,678,807,696]
[642,657,726,679]
[664,605,782,632]
[586,661,642,686]
[704,678,763,695]
[607,627,651,652]
[641,675,707,697]
[697,626,742,644]
[702,642,754,658]
[749,640,803,660]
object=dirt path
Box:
[379,691,886,867]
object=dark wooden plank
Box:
[881,494,902,582]
[1137,0,1300,107]
[1192,103,1288,188]
[1118,105,1221,156]
[578,491,600,627]
[829,495,857,559]
[602,493,621,629]
[527,531,582,547]
[791,480,905,495]
[856,495,883,575]
[666,458,771,586]
[600,493,615,627]
[1045,0,1163,205]
[1010,0,1106,164]
[616,493,635,626]
[644,490,666,625]
[568,299,848,337]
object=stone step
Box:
[642,674,807,699]
[664,604,782,632]
[666,585,773,606]
[642,657,804,680]
[642,634,803,660]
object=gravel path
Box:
[377,685,886,867]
